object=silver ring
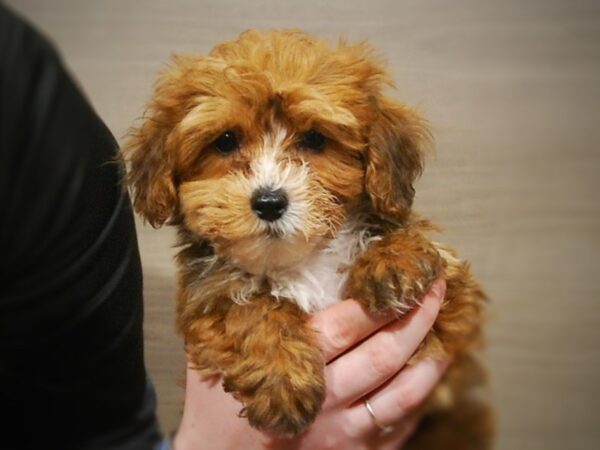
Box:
[364,399,394,434]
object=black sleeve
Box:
[0,5,161,449]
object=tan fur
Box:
[123,29,493,446]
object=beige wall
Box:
[7,1,600,448]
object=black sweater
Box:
[0,5,161,449]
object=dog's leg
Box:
[346,224,443,314]
[220,295,326,436]
[183,308,236,377]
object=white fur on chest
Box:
[266,227,380,313]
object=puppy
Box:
[123,30,493,447]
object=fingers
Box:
[345,358,450,438]
[323,280,446,409]
[309,298,395,363]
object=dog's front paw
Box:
[244,377,325,436]
[346,238,443,314]
[224,367,325,436]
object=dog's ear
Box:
[123,108,177,228]
[365,96,430,222]
[122,61,192,228]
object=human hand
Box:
[173,279,448,450]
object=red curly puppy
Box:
[123,30,493,448]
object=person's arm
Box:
[0,5,161,449]
[174,280,447,450]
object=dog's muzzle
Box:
[251,188,288,222]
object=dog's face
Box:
[124,30,428,274]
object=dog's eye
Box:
[299,130,326,151]
[213,130,240,154]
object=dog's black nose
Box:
[251,188,288,222]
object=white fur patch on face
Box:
[246,128,311,238]
[218,127,344,283]
[224,128,321,273]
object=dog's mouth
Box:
[217,231,324,275]
[265,225,286,239]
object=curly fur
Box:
[123,29,493,446]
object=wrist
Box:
[174,370,269,450]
